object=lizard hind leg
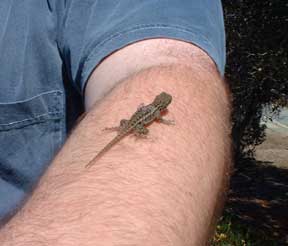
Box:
[103,119,129,132]
[133,123,149,138]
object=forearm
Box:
[0,63,232,245]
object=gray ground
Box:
[255,109,288,168]
[226,115,288,242]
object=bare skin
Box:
[0,39,232,246]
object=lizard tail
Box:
[85,134,124,168]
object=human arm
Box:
[0,40,232,246]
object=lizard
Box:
[85,92,173,168]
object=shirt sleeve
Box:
[59,0,226,95]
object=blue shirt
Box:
[0,0,225,220]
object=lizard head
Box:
[153,92,172,111]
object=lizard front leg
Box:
[157,117,175,125]
[155,110,175,125]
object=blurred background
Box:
[211,1,288,245]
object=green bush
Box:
[223,0,288,158]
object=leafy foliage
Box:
[222,0,288,158]
[211,214,278,246]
